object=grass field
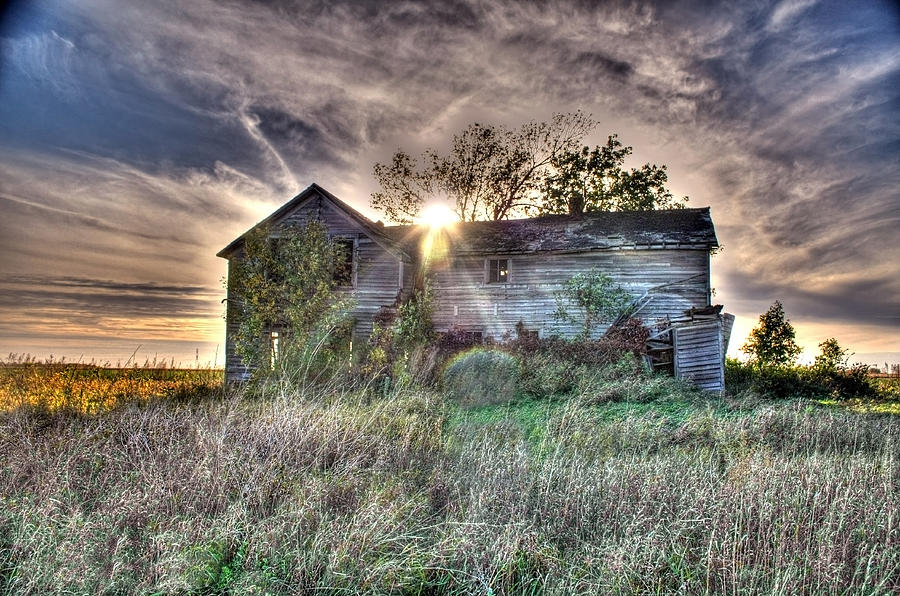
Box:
[0,359,223,413]
[1,362,898,595]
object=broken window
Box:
[333,238,355,287]
[487,258,509,283]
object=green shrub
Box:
[736,362,815,399]
[805,338,875,400]
[576,354,696,404]
[552,268,633,339]
[725,358,875,400]
[725,357,754,390]
[518,352,581,397]
[800,364,874,400]
[441,349,520,408]
[361,287,437,390]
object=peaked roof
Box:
[218,183,718,259]
[216,183,404,258]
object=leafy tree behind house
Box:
[540,135,688,215]
[741,300,802,368]
[371,113,686,223]
[372,112,596,223]
[228,221,353,380]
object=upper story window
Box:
[333,238,355,287]
[487,258,509,283]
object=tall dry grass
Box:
[0,356,223,413]
[1,381,897,595]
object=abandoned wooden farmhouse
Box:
[218,183,731,389]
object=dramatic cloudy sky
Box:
[0,0,897,366]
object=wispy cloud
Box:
[768,0,819,32]
[0,0,898,359]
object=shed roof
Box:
[381,207,718,256]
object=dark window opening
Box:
[487,258,508,283]
[333,239,354,286]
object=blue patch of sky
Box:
[0,1,263,175]
[0,0,45,37]
[0,62,262,174]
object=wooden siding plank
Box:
[430,249,709,339]
[673,322,723,392]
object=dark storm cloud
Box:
[0,0,898,358]
[0,286,215,320]
[0,274,214,303]
[722,269,900,327]
[4,276,215,296]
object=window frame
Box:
[485,257,510,284]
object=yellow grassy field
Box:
[0,361,223,413]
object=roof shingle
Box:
[380,207,717,256]
[218,183,717,259]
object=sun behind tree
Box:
[417,203,458,228]
[370,112,687,224]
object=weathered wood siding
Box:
[222,187,716,382]
[428,248,710,339]
[223,192,413,381]
[352,237,405,336]
[674,322,725,392]
[224,260,251,382]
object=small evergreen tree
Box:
[741,301,801,368]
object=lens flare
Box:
[418,204,458,228]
